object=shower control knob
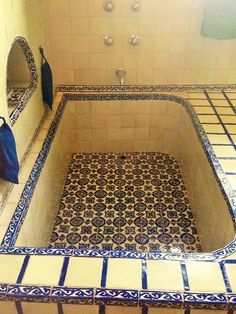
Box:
[104,35,114,46]
[129,35,140,46]
[131,1,140,11]
[103,0,114,12]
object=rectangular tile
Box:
[185,262,226,292]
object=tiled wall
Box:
[16,100,74,247]
[47,0,236,85]
[177,105,235,252]
[0,0,50,208]
[68,99,180,153]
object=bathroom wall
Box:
[48,0,236,85]
[16,100,74,247]
[0,0,51,207]
[71,99,234,251]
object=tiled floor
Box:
[49,152,201,253]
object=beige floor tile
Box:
[198,115,219,123]
[65,257,103,287]
[207,92,225,99]
[186,261,226,292]
[219,160,236,173]
[203,124,225,134]
[106,258,142,290]
[225,124,236,134]
[211,99,229,107]
[189,99,209,106]
[226,175,236,190]
[186,93,206,99]
[220,115,236,124]
[215,107,234,115]
[213,146,236,158]
[194,107,214,114]
[207,134,231,145]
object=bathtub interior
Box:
[2,96,234,253]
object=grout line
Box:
[142,259,147,290]
[211,144,232,146]
[99,305,105,314]
[142,306,148,314]
[101,257,108,288]
[57,303,64,314]
[58,256,70,286]
[15,301,24,314]
[220,261,232,294]
[16,255,30,284]
[204,91,236,149]
[224,259,236,264]
[181,263,190,291]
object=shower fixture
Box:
[131,1,140,11]
[116,68,126,85]
[129,35,140,46]
[103,0,114,12]
[104,35,114,46]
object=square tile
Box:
[22,256,64,286]
[106,258,142,290]
[65,257,103,287]
[186,261,226,292]
[147,260,183,291]
[0,255,25,284]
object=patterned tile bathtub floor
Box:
[49,152,202,253]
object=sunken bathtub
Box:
[2,91,235,254]
[0,90,236,311]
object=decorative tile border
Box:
[139,291,183,308]
[56,84,236,92]
[183,292,228,310]
[7,36,38,126]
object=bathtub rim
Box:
[1,90,236,262]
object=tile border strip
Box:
[56,84,236,92]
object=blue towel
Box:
[0,118,19,184]
[41,61,53,110]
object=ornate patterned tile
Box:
[49,152,201,253]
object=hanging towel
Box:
[40,47,53,110]
[0,117,19,184]
[201,0,236,40]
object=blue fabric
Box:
[0,120,19,184]
[41,61,53,110]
